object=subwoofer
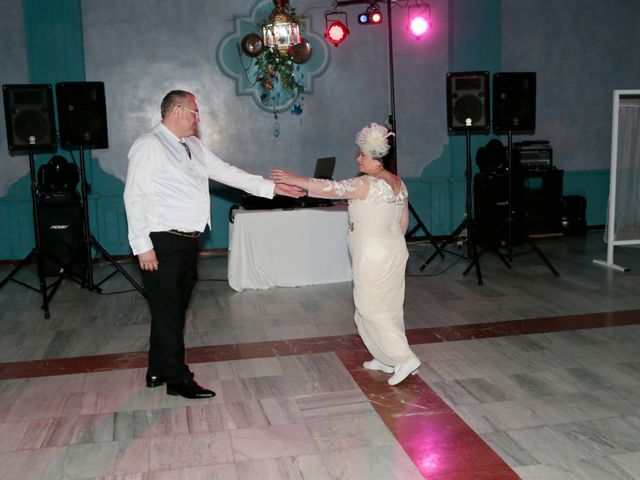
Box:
[56,81,108,149]
[493,72,536,134]
[37,200,86,277]
[446,71,490,133]
[473,172,524,247]
[2,84,57,151]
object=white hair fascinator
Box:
[355,122,395,158]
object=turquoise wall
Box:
[0,0,619,260]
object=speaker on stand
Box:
[0,84,69,318]
[3,84,56,152]
[464,72,559,279]
[420,72,503,285]
[55,81,145,297]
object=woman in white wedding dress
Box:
[270,123,421,385]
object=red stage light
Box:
[325,20,349,46]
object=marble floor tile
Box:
[148,431,233,470]
[305,413,396,452]
[0,446,67,480]
[516,457,637,480]
[0,418,54,452]
[230,424,317,461]
[318,445,424,480]
[552,416,640,457]
[455,400,547,433]
[43,413,115,447]
[610,451,640,479]
[506,425,589,464]
[235,454,331,480]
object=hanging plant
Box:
[255,47,304,102]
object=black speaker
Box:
[493,72,536,134]
[2,84,57,152]
[473,172,524,247]
[56,81,108,149]
[446,71,490,132]
[522,169,563,235]
[562,195,587,235]
[38,201,86,276]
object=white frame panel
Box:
[594,89,640,272]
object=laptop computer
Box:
[313,157,336,180]
[305,157,336,207]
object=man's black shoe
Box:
[146,374,167,388]
[166,379,215,399]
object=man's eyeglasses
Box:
[178,105,200,117]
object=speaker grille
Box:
[493,72,536,134]
[2,84,57,151]
[56,82,109,149]
[446,72,490,132]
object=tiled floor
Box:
[1,231,640,479]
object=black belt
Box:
[167,229,201,238]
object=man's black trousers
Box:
[141,232,199,383]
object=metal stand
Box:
[75,146,146,295]
[419,131,509,285]
[0,151,81,318]
[463,130,559,278]
[406,203,444,257]
[420,131,483,283]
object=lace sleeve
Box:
[306,177,369,200]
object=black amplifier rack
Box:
[513,140,553,170]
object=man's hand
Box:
[138,249,159,271]
[274,183,304,198]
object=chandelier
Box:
[262,0,302,54]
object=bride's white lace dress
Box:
[313,175,418,367]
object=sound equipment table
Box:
[228,205,352,291]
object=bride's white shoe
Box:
[387,358,421,386]
[362,359,394,374]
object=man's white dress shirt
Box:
[124,122,275,255]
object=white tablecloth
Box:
[228,206,352,291]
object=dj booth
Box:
[227,205,352,291]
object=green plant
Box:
[255,47,304,102]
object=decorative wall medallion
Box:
[216,0,329,113]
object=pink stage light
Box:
[409,15,430,37]
[407,3,431,40]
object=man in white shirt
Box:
[124,90,301,399]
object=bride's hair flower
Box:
[355,122,395,158]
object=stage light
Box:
[408,2,431,39]
[358,3,383,25]
[325,10,349,47]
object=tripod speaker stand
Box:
[419,130,508,284]
[419,71,508,285]
[0,151,84,318]
[0,83,86,318]
[464,72,559,279]
[75,146,146,296]
[55,81,145,297]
